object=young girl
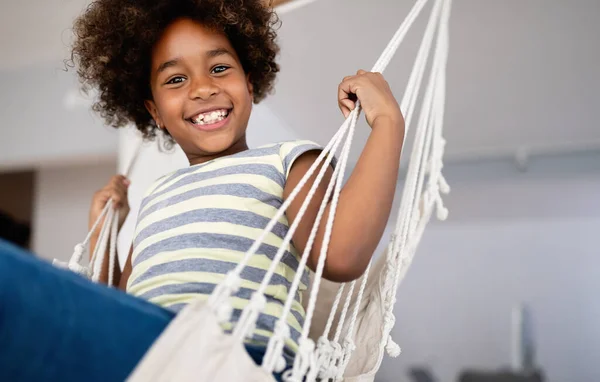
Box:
[0,0,404,381]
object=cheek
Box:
[227,74,252,102]
[232,82,253,112]
[156,91,184,124]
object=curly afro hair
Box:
[70,0,280,140]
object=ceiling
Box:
[1,0,599,166]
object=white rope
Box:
[399,0,442,131]
[261,127,351,373]
[322,285,345,340]
[312,283,345,378]
[310,284,345,380]
[207,124,349,312]
[371,0,430,74]
[108,211,119,287]
[294,0,444,364]
[88,200,113,269]
[393,1,451,289]
[55,140,142,281]
[291,4,449,376]
[315,280,355,380]
[334,260,372,379]
[330,280,356,346]
[232,120,350,341]
[310,0,444,349]
[216,0,451,376]
[390,0,451,295]
[301,0,446,374]
[287,107,359,382]
[384,0,452,358]
[53,200,113,275]
[212,0,435,317]
[123,141,143,179]
[391,0,445,296]
[91,206,114,283]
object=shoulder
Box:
[138,167,185,210]
[277,140,323,178]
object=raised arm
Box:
[285,70,404,283]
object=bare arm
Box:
[285,71,404,283]
[118,246,134,291]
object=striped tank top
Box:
[127,140,322,358]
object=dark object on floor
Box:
[459,370,544,382]
[0,210,31,249]
[408,366,438,382]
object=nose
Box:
[188,74,220,101]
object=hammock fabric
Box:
[54,0,452,380]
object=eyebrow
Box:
[157,59,180,74]
[156,48,233,74]
[206,48,232,59]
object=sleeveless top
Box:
[127,140,322,358]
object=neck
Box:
[187,135,249,166]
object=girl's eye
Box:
[166,76,185,85]
[211,65,230,74]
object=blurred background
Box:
[1,0,599,381]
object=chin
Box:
[194,132,242,155]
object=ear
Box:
[246,74,254,101]
[144,100,164,129]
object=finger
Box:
[338,99,355,114]
[107,186,128,208]
[338,80,360,112]
[107,188,122,206]
[338,86,356,118]
[356,69,367,75]
[338,102,351,119]
[338,77,357,101]
[94,189,113,208]
[110,176,129,191]
[106,185,127,201]
[110,192,127,209]
[121,176,131,187]
[111,175,129,188]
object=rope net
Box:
[55,0,452,380]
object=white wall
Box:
[33,162,117,262]
[377,152,600,382]
[0,65,117,171]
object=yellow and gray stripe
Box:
[127,140,322,359]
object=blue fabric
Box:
[0,239,283,382]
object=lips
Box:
[188,108,230,125]
[186,107,233,131]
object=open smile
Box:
[186,108,232,131]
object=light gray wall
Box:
[0,65,117,171]
[33,162,116,262]
[377,151,600,382]
[271,0,600,165]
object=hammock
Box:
[54,0,452,380]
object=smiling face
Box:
[145,18,254,165]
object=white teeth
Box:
[191,109,229,125]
